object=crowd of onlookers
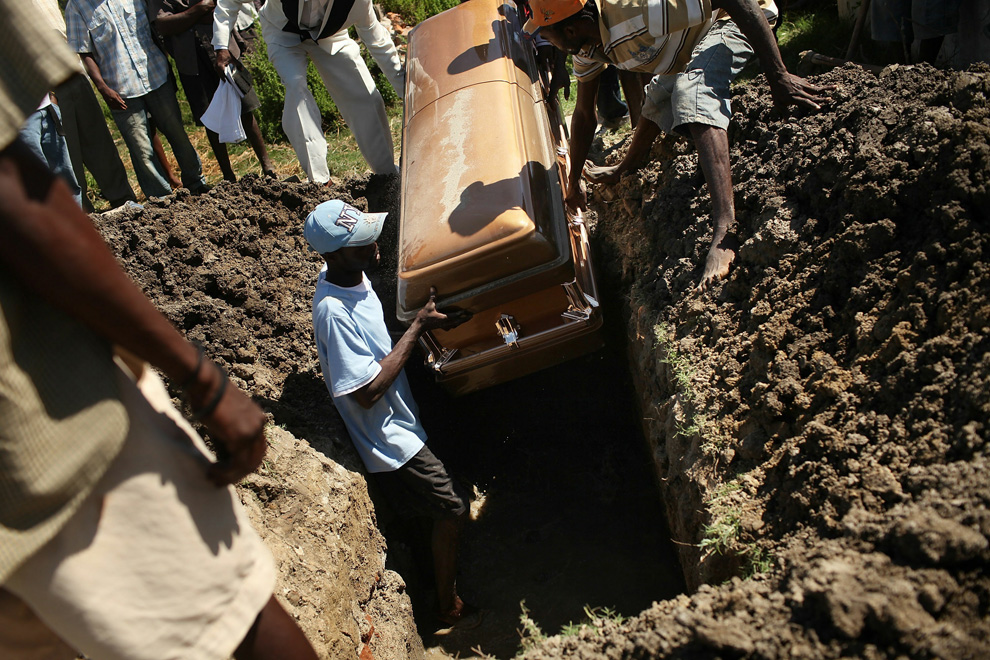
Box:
[29,0,406,211]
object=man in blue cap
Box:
[306,200,478,629]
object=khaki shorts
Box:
[642,18,756,136]
[0,363,276,660]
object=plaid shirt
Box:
[65,0,169,98]
[572,0,777,81]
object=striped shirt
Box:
[37,0,69,39]
[572,0,777,80]
[65,0,170,99]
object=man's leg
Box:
[584,117,662,184]
[18,106,82,206]
[306,34,397,175]
[670,18,756,291]
[234,596,318,660]
[56,75,136,209]
[206,128,237,182]
[145,83,207,192]
[0,589,79,658]
[111,100,173,198]
[264,26,331,183]
[618,71,650,128]
[690,124,737,292]
[243,111,276,176]
[372,446,474,626]
[596,66,627,127]
[433,513,466,618]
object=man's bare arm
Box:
[712,0,830,110]
[79,54,128,110]
[154,0,217,36]
[351,289,468,409]
[565,75,601,212]
[0,140,265,486]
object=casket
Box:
[398,0,602,395]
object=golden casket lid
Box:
[398,0,568,320]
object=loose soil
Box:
[93,62,990,659]
[522,63,990,658]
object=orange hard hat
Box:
[523,0,588,33]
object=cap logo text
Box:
[335,204,362,233]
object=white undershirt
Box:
[298,0,332,30]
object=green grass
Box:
[776,7,857,67]
[516,601,547,655]
[653,323,711,441]
[378,0,459,24]
[560,605,627,637]
[700,481,743,558]
[744,546,774,577]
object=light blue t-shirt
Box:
[311,266,425,473]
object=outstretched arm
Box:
[712,0,830,110]
[351,288,469,408]
[0,139,266,487]
[565,75,601,212]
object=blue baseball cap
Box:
[304,200,387,254]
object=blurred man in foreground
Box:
[0,2,316,657]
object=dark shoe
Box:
[190,183,212,195]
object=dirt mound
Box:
[521,64,990,658]
[94,174,420,660]
[96,173,400,444]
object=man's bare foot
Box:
[697,233,739,293]
[437,597,483,631]
[584,162,623,185]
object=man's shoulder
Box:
[313,286,348,317]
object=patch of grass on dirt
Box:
[776,8,854,66]
[516,601,547,655]
[560,605,627,637]
[699,481,770,578]
[652,322,732,455]
[743,546,774,578]
[653,323,695,397]
[700,481,742,558]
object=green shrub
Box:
[378,0,459,24]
